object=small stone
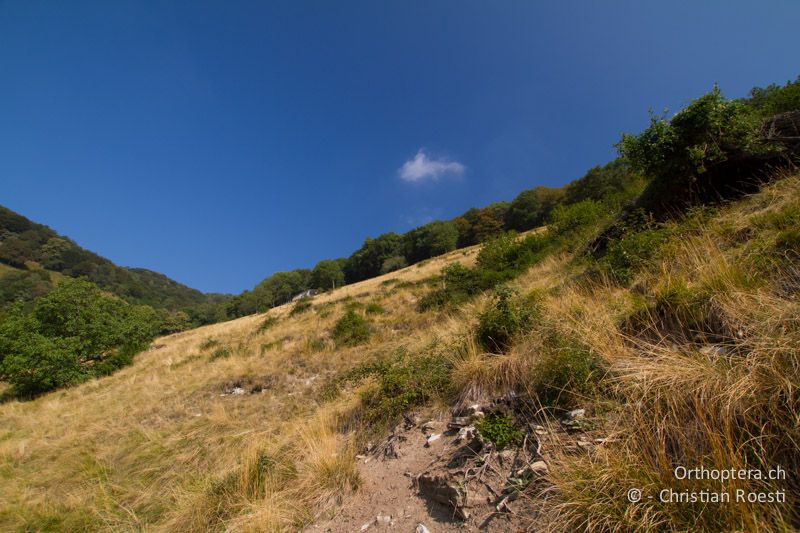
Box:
[448,416,471,428]
[376,514,392,525]
[454,425,477,443]
[415,525,430,533]
[360,522,371,532]
[567,408,585,420]
[528,460,549,476]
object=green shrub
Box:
[362,354,453,428]
[332,310,371,347]
[365,302,385,315]
[601,226,671,284]
[417,233,553,312]
[305,337,327,353]
[530,333,603,408]
[289,299,313,316]
[476,286,533,353]
[256,316,279,333]
[209,346,232,361]
[200,338,220,351]
[549,200,607,246]
[322,349,454,430]
[477,411,523,449]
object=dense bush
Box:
[548,199,608,245]
[0,278,159,396]
[747,75,800,116]
[530,333,603,408]
[476,286,533,353]
[505,186,565,232]
[326,351,454,429]
[600,218,671,284]
[0,269,53,310]
[418,233,553,311]
[332,310,371,347]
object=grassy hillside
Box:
[1,168,798,530]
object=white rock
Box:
[376,514,392,525]
[360,522,371,532]
[530,460,549,476]
[231,387,245,395]
[415,524,431,533]
[567,408,585,419]
[424,433,441,447]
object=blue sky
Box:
[1,1,797,293]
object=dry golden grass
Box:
[0,235,491,531]
[1,176,798,531]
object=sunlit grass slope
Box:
[2,170,799,531]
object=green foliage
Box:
[476,286,533,353]
[564,159,646,207]
[454,202,510,247]
[477,411,523,449]
[746,75,800,116]
[228,269,311,317]
[256,316,279,334]
[289,299,313,316]
[530,333,603,408]
[380,255,408,274]
[344,233,404,284]
[548,200,608,244]
[600,215,671,284]
[0,279,159,396]
[310,259,346,290]
[418,233,553,311]
[505,186,565,232]
[332,310,371,347]
[402,220,459,264]
[158,309,192,334]
[0,205,230,324]
[0,268,53,310]
[617,86,780,213]
[341,351,454,429]
[365,302,385,315]
[209,346,232,361]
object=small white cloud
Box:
[398,149,465,183]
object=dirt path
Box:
[307,413,527,533]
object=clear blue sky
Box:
[1,1,797,293]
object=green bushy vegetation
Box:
[0,278,159,397]
[476,286,534,353]
[364,302,385,315]
[529,332,604,408]
[326,350,454,430]
[256,315,279,333]
[332,310,371,347]
[289,299,313,316]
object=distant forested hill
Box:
[0,205,229,323]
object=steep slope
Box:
[1,171,798,531]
